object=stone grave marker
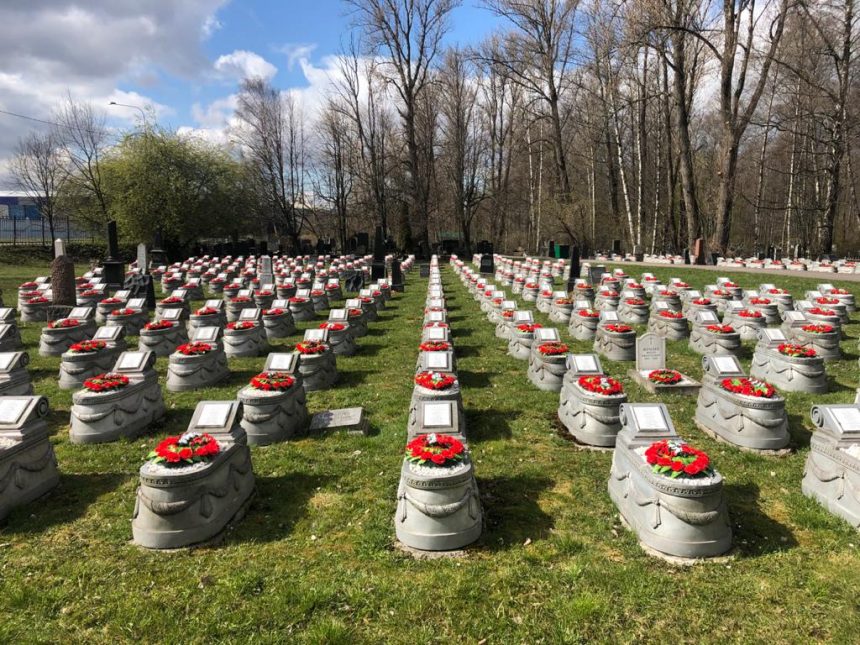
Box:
[629,332,700,395]
[309,407,368,436]
[50,238,76,307]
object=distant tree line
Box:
[11,0,860,258]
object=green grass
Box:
[0,260,859,643]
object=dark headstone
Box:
[567,245,580,292]
[123,274,157,308]
[50,247,76,307]
[558,244,570,258]
[633,244,644,262]
[102,221,125,288]
[356,232,370,255]
[693,238,705,265]
[476,240,493,254]
[546,240,555,258]
[419,264,431,278]
[372,226,386,279]
[479,254,494,275]
[683,248,690,265]
[612,239,622,254]
[390,258,404,292]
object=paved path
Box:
[587,259,860,282]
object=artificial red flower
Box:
[79,289,101,297]
[144,320,175,331]
[802,323,833,334]
[537,342,569,356]
[100,297,123,304]
[577,375,623,396]
[148,432,220,467]
[26,296,50,304]
[18,281,37,289]
[47,318,80,329]
[658,310,684,319]
[516,323,542,332]
[263,308,286,316]
[767,288,788,295]
[577,309,599,318]
[625,298,646,306]
[320,322,345,331]
[737,309,762,318]
[419,341,450,352]
[195,307,219,316]
[816,297,839,305]
[808,307,836,316]
[415,371,457,390]
[348,308,363,317]
[310,290,325,297]
[706,324,735,334]
[176,342,212,356]
[604,323,633,333]
[406,433,465,467]
[289,296,308,304]
[692,298,712,305]
[748,297,771,305]
[110,308,137,316]
[777,343,816,358]
[296,340,327,354]
[600,290,619,297]
[255,290,274,297]
[249,371,295,391]
[83,373,130,393]
[226,321,256,330]
[69,340,106,353]
[555,298,573,305]
[160,296,184,304]
[648,369,682,385]
[720,377,776,398]
[230,296,252,303]
[645,439,711,478]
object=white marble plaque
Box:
[193,327,219,342]
[160,308,183,321]
[70,307,92,319]
[204,299,223,309]
[636,333,665,371]
[238,308,261,321]
[237,289,252,297]
[266,353,297,371]
[713,355,741,374]
[359,289,372,297]
[328,309,348,321]
[271,299,289,309]
[832,407,860,431]
[696,310,719,323]
[93,326,121,341]
[0,398,29,425]
[600,311,619,322]
[632,406,667,431]
[127,298,146,309]
[687,290,702,299]
[423,402,453,428]
[428,311,444,322]
[113,290,130,300]
[117,352,147,370]
[573,355,599,373]
[0,353,17,371]
[304,329,326,342]
[502,300,516,310]
[426,327,446,341]
[534,328,560,342]
[171,289,187,299]
[345,298,361,308]
[197,402,233,428]
[514,310,533,323]
[762,328,787,342]
[426,352,450,369]
[429,298,445,309]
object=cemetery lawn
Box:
[2,259,860,644]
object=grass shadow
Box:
[458,370,492,388]
[356,342,383,357]
[453,345,481,358]
[1,472,130,534]
[725,482,798,557]
[465,409,519,441]
[233,473,336,543]
[336,369,374,387]
[478,474,555,550]
[787,411,813,449]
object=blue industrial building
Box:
[0,191,43,220]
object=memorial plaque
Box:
[492,291,505,299]
[620,290,636,299]
[0,353,17,371]
[160,308,183,321]
[600,311,619,322]
[784,311,806,322]
[196,402,233,428]
[713,355,742,374]
[632,405,668,431]
[745,290,759,298]
[0,398,30,425]
[425,327,447,341]
[309,407,368,435]
[303,329,327,342]
[345,298,361,308]
[726,301,744,312]
[426,352,451,370]
[238,308,261,321]
[534,328,560,342]
[428,311,444,322]
[0,308,14,324]
[760,283,776,292]
[359,288,373,298]
[654,301,669,310]
[636,333,665,372]
[570,354,601,374]
[35,276,49,284]
[423,402,453,428]
[271,299,289,309]
[806,290,823,299]
[695,310,719,324]
[795,300,813,310]
[328,309,348,321]
[69,307,93,320]
[686,290,702,299]
[512,310,534,324]
[237,289,252,298]
[193,327,220,342]
[818,283,835,293]
[93,326,123,342]
[327,278,339,286]
[428,298,445,309]
[761,328,787,343]
[296,289,311,298]
[204,299,223,310]
[127,298,146,309]
[114,290,130,300]
[117,352,147,371]
[502,300,516,310]
[552,290,567,299]
[171,289,188,300]
[266,353,298,372]
[574,299,592,310]
[832,407,860,431]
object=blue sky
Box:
[0,0,503,183]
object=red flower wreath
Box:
[289,296,308,304]
[226,321,256,331]
[648,369,682,385]
[148,432,220,466]
[423,322,448,328]
[296,340,327,354]
[537,342,569,356]
[525,282,539,289]
[256,290,274,297]
[829,288,849,295]
[517,323,542,332]
[27,296,50,304]
[226,283,242,289]
[578,375,623,395]
[767,288,788,294]
[645,439,712,478]
[325,283,339,290]
[577,309,599,318]
[18,281,37,289]
[627,283,643,289]
[263,308,285,316]
[711,289,729,297]
[83,373,130,393]
[230,296,252,303]
[406,433,465,467]
[706,324,734,334]
[658,310,684,319]
[723,281,738,288]
[69,340,106,353]
[249,371,295,391]
[360,297,374,304]
[720,377,776,398]
[492,297,504,305]
[195,307,219,316]
[673,282,689,288]
[320,322,345,331]
[555,298,573,305]
[100,297,123,304]
[659,290,677,297]
[600,290,619,297]
[419,341,450,352]
[778,343,816,358]
[110,308,137,316]
[576,283,593,290]
[160,296,184,304]
[79,289,101,297]
[176,342,212,355]
[816,297,839,305]
[502,310,515,319]
[644,276,658,282]
[625,298,646,306]
[802,323,833,334]
[348,308,363,317]
[541,290,554,298]
[605,323,633,333]
[692,298,712,305]
[737,309,762,318]
[48,319,80,329]
[144,320,175,331]
[415,371,457,390]
[749,297,771,305]
[311,289,325,297]
[808,307,836,316]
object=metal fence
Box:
[0,216,94,245]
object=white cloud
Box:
[276,43,318,70]
[214,50,278,82]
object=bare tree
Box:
[10,131,67,251]
[346,0,458,252]
[316,100,357,252]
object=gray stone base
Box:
[628,369,701,396]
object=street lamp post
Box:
[108,101,148,128]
